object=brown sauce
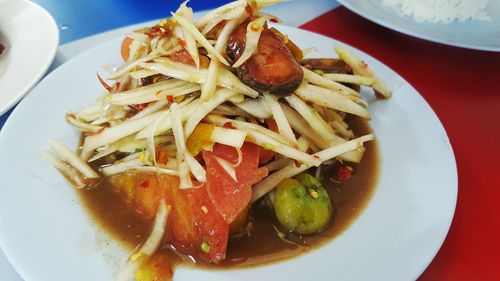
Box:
[77,116,379,270]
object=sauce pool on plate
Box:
[77,116,379,269]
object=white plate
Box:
[0,0,59,115]
[338,0,500,52]
[0,26,457,281]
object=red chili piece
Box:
[245,3,253,15]
[144,26,171,39]
[97,73,112,92]
[223,122,234,129]
[113,82,121,91]
[374,91,387,99]
[178,38,187,49]
[140,180,150,188]
[332,164,353,182]
[131,103,150,111]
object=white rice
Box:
[381,0,491,23]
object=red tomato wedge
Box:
[109,173,229,263]
[259,145,277,165]
[178,187,229,262]
[203,143,268,224]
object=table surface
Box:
[1,0,500,280]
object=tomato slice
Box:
[178,187,229,262]
[109,173,229,263]
[259,146,276,165]
[204,143,268,224]
[109,173,167,219]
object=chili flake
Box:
[140,180,150,188]
[96,73,112,92]
[223,122,234,129]
[332,164,353,182]
[144,25,171,39]
[178,38,186,49]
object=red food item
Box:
[203,143,268,224]
[130,103,150,111]
[120,37,133,61]
[155,146,170,165]
[120,26,171,61]
[109,173,165,218]
[140,180,150,188]
[170,49,196,66]
[169,50,212,68]
[259,146,276,165]
[144,25,172,39]
[177,38,187,49]
[223,122,234,129]
[113,82,122,91]
[374,91,388,99]
[96,73,112,92]
[109,174,229,263]
[226,23,303,96]
[332,164,353,182]
[205,20,227,40]
[245,3,253,15]
[177,186,229,262]
[107,142,269,263]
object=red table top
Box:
[301,7,500,281]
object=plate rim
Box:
[338,0,500,52]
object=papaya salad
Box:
[44,0,391,280]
